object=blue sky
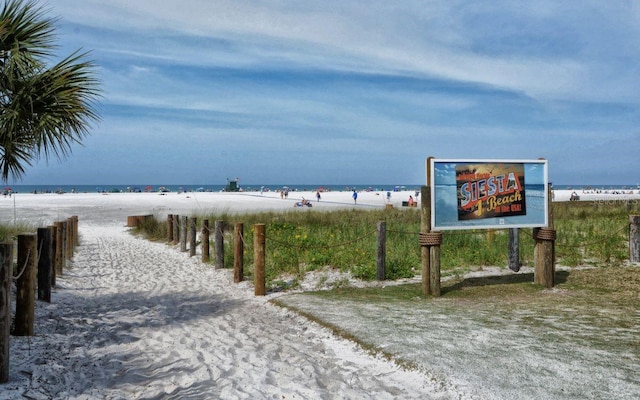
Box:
[18,0,640,186]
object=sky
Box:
[15,0,640,186]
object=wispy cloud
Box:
[20,0,640,186]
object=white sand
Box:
[1,189,638,399]
[0,190,445,399]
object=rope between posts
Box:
[189,216,633,253]
[12,248,31,281]
[387,223,630,250]
[11,235,48,281]
[386,229,420,235]
[554,223,630,249]
[265,230,376,250]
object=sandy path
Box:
[6,222,439,399]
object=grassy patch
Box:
[133,201,640,289]
[0,221,38,242]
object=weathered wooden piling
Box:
[37,227,53,303]
[254,224,266,296]
[201,219,210,262]
[189,217,197,257]
[0,242,12,382]
[14,234,37,336]
[234,223,244,283]
[214,220,224,269]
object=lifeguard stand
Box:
[225,180,239,192]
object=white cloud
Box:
[19,0,639,185]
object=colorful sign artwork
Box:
[456,163,526,220]
[429,159,548,230]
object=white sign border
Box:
[428,158,549,231]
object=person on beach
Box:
[408,195,414,206]
[316,191,321,202]
[295,198,311,207]
[352,190,358,204]
[386,191,391,202]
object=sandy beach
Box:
[0,190,447,399]
[0,188,638,399]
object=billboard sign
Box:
[430,159,548,230]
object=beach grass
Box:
[0,221,39,242]
[133,201,640,289]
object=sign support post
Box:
[428,157,551,291]
[533,183,556,287]
[421,157,442,296]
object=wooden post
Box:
[49,224,57,287]
[61,220,68,267]
[487,229,495,243]
[14,234,37,336]
[189,217,197,257]
[376,221,386,280]
[234,222,244,283]
[69,217,76,257]
[534,183,555,287]
[167,214,174,242]
[37,227,53,303]
[201,219,210,262]
[172,214,179,245]
[430,238,441,297]
[0,242,13,383]
[180,216,187,252]
[420,184,431,295]
[66,218,73,260]
[72,215,79,247]
[508,228,520,272]
[55,221,64,275]
[254,224,266,296]
[422,158,443,296]
[214,220,224,269]
[127,215,153,227]
[629,215,640,262]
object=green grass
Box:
[133,201,640,289]
[0,221,38,242]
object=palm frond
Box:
[0,0,101,182]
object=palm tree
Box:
[0,0,100,182]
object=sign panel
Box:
[430,159,548,230]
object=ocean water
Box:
[3,183,422,194]
[3,183,637,195]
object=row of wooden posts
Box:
[0,216,79,383]
[137,200,640,302]
[158,214,267,296]
[148,208,558,301]
[133,215,392,297]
